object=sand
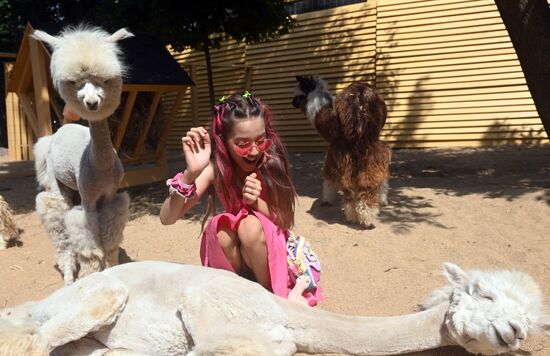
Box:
[1,144,549,355]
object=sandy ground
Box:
[1,145,549,355]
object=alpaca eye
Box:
[67,80,76,85]
[480,294,494,302]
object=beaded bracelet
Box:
[166,172,196,198]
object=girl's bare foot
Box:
[288,274,310,306]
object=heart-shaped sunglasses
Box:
[233,136,273,157]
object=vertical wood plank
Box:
[5,63,19,161]
[20,108,29,160]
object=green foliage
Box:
[108,0,295,51]
[0,0,294,107]
[0,0,293,52]
[0,0,118,52]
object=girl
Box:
[160,93,321,306]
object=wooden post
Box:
[18,93,39,136]
[113,91,138,151]
[244,66,253,91]
[132,91,162,157]
[4,63,21,161]
[28,36,52,137]
[189,64,199,126]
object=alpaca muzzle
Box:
[85,100,99,111]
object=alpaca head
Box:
[31,26,134,121]
[425,263,550,355]
[292,75,329,115]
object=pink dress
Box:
[200,186,322,306]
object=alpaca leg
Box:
[64,206,104,279]
[355,198,378,229]
[99,192,130,268]
[36,191,76,284]
[321,179,339,205]
[57,249,77,285]
[342,192,358,224]
[379,179,389,207]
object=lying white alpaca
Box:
[0,261,547,355]
[31,26,132,284]
[0,195,21,249]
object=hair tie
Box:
[242,90,252,98]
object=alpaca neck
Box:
[287,302,451,355]
[88,119,115,167]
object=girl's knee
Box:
[237,215,265,246]
[216,228,238,249]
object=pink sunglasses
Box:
[233,136,273,156]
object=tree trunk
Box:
[203,41,216,110]
[495,0,550,140]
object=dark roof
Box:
[120,34,193,86]
[30,22,194,86]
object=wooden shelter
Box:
[5,23,193,186]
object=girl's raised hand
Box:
[182,127,211,177]
[243,173,262,207]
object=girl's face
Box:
[226,116,268,175]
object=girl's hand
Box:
[182,127,211,178]
[243,173,262,207]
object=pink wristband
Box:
[167,172,196,198]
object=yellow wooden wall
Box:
[169,0,547,151]
[377,0,545,147]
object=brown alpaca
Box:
[293,75,391,228]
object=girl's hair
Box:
[208,93,297,230]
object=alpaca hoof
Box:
[63,274,75,286]
[364,223,376,230]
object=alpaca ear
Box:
[108,28,134,42]
[31,30,60,48]
[443,262,469,287]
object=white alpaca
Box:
[0,261,547,355]
[31,26,133,284]
[0,195,21,250]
